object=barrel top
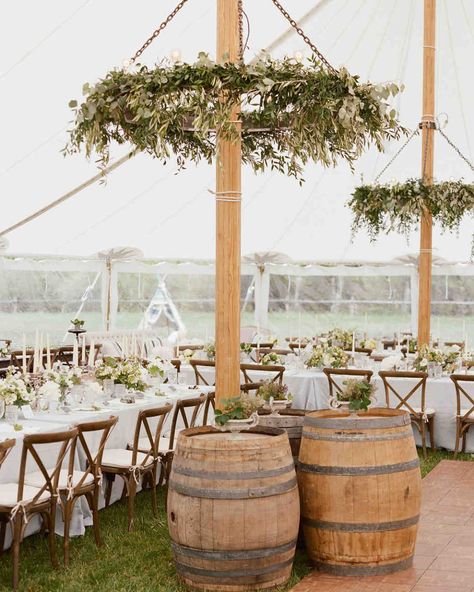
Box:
[304,408,411,429]
[177,425,289,449]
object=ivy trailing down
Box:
[66,53,406,181]
[348,178,474,241]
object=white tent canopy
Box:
[1,0,474,262]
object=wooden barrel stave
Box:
[168,426,300,591]
[298,408,421,575]
[258,409,306,459]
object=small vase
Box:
[270,398,290,416]
[5,405,18,424]
[218,413,259,436]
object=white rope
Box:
[0,151,136,240]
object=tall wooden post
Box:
[215,0,242,407]
[417,0,436,345]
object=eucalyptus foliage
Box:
[67,53,406,181]
[349,179,474,240]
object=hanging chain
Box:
[238,0,244,61]
[437,127,474,174]
[374,128,419,183]
[128,0,190,65]
[269,0,337,74]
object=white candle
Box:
[298,312,302,353]
[88,338,95,367]
[39,333,44,371]
[132,334,137,357]
[176,337,179,359]
[73,340,79,367]
[33,329,39,373]
[364,313,368,337]
[81,335,86,366]
[22,334,27,375]
[46,335,52,371]
[352,331,355,354]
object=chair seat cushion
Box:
[410,407,435,417]
[101,449,153,469]
[0,483,49,507]
[25,469,94,490]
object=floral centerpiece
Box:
[180,349,195,363]
[412,345,460,374]
[214,393,264,430]
[306,345,349,370]
[240,343,253,355]
[327,328,353,349]
[95,357,147,392]
[260,352,282,365]
[258,381,292,414]
[0,369,34,409]
[0,344,10,358]
[359,338,377,350]
[335,379,376,412]
[204,342,216,361]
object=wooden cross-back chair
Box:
[434,341,464,349]
[9,350,35,373]
[344,347,373,356]
[158,396,206,485]
[450,374,474,457]
[103,403,173,531]
[257,348,293,362]
[55,416,118,565]
[189,359,215,386]
[288,342,310,354]
[0,428,77,590]
[203,392,215,425]
[323,368,373,403]
[240,363,285,385]
[240,383,262,394]
[379,370,433,457]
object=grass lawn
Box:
[0,449,471,592]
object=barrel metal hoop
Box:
[172,463,295,480]
[301,429,413,443]
[169,476,298,499]
[171,539,297,560]
[302,515,419,532]
[304,414,411,430]
[314,556,413,576]
[175,557,294,579]
[297,458,420,476]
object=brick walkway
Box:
[290,460,474,592]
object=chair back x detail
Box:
[379,371,428,416]
[240,363,285,385]
[323,368,373,400]
[189,359,215,386]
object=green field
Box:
[1,310,472,349]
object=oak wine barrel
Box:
[298,408,421,576]
[257,408,306,460]
[167,426,300,591]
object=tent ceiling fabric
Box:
[1,0,473,262]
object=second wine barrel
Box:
[167,426,300,591]
[257,408,306,460]
[298,408,421,575]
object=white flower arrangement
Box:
[306,345,349,369]
[260,352,282,365]
[95,357,147,392]
[413,345,461,374]
[0,346,10,358]
[0,371,33,406]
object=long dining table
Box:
[180,362,470,452]
[0,384,213,547]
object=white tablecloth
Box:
[180,363,467,452]
[0,384,212,545]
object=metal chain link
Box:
[437,127,474,174]
[270,0,337,74]
[238,0,244,61]
[374,129,419,183]
[129,0,190,65]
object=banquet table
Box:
[0,384,213,546]
[180,363,468,452]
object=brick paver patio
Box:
[290,460,474,592]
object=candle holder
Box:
[68,328,86,343]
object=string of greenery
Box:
[348,179,474,243]
[66,53,406,181]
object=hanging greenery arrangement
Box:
[66,53,405,181]
[348,178,474,240]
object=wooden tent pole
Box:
[417,0,436,345]
[215,0,242,408]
